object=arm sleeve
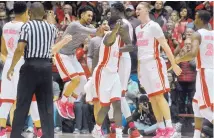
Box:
[74,22,97,35]
[19,24,29,43]
[152,23,165,39]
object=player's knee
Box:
[154,94,164,101]
[72,76,80,85]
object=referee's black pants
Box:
[11,59,54,138]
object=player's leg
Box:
[138,59,173,137]
[54,53,80,119]
[93,100,101,122]
[92,72,113,138]
[0,65,16,137]
[192,101,203,138]
[118,57,142,137]
[66,55,88,119]
[154,59,176,137]
[111,77,123,138]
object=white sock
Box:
[95,124,101,130]
[158,122,165,129]
[165,119,173,128]
[193,129,201,138]
[116,128,123,134]
[61,95,68,103]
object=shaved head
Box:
[30,2,45,19]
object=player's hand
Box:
[172,64,182,76]
[114,19,122,32]
[7,68,14,81]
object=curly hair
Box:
[111,2,125,13]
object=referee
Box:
[7,2,72,138]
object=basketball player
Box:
[174,10,213,138]
[86,18,110,122]
[91,15,132,138]
[0,2,42,138]
[135,2,182,138]
[54,5,97,119]
[107,2,142,138]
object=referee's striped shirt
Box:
[19,19,57,59]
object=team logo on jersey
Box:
[205,43,213,56]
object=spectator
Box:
[8,10,15,21]
[53,81,63,134]
[0,2,6,12]
[170,10,180,25]
[60,4,76,25]
[173,7,193,48]
[104,8,111,20]
[125,5,141,32]
[132,95,157,136]
[150,1,169,29]
[175,37,196,114]
[0,10,7,28]
[101,1,110,19]
[165,20,176,55]
[164,6,173,16]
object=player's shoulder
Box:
[69,21,79,26]
[3,21,24,30]
[2,22,11,30]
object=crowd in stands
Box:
[0,1,213,137]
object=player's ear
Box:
[81,12,85,19]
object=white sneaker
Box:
[25,127,34,133]
[92,126,105,138]
[116,128,123,138]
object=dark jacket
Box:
[149,8,169,27]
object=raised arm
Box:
[103,21,121,47]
